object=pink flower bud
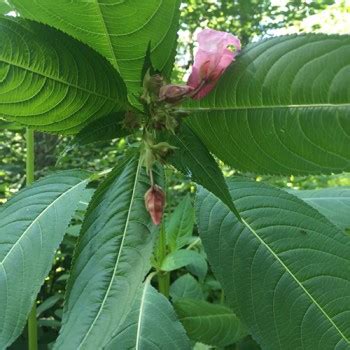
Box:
[159,84,194,103]
[187,29,241,100]
[144,185,165,225]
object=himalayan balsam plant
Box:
[0,1,350,350]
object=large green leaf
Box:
[186,34,350,175]
[55,157,162,350]
[167,194,195,251]
[105,276,191,349]
[0,17,127,134]
[167,124,240,218]
[291,187,350,231]
[174,298,247,347]
[11,0,181,97]
[196,177,350,349]
[0,171,88,348]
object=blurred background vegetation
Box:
[1,1,350,348]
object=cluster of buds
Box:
[141,29,241,224]
[144,185,165,225]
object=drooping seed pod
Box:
[144,185,165,225]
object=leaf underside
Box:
[55,157,162,350]
[291,187,350,231]
[11,0,181,99]
[170,274,204,301]
[0,171,88,348]
[174,298,247,347]
[196,177,350,349]
[186,34,350,175]
[105,281,191,349]
[0,17,127,134]
[167,124,240,218]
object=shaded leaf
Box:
[55,157,162,349]
[105,277,191,349]
[170,274,204,301]
[0,171,88,348]
[162,249,207,280]
[37,295,62,317]
[196,177,350,349]
[291,187,350,230]
[167,194,194,251]
[167,124,240,218]
[186,34,350,175]
[174,298,247,347]
[72,112,130,147]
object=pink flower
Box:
[187,29,241,99]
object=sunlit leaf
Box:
[12,0,181,98]
[0,17,127,133]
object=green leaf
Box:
[105,276,191,349]
[196,177,350,349]
[291,187,350,230]
[0,170,88,348]
[55,157,162,349]
[174,299,247,347]
[162,249,207,279]
[167,124,240,218]
[72,112,130,147]
[0,17,127,134]
[11,0,181,98]
[167,194,194,251]
[186,34,350,175]
[36,294,62,317]
[170,274,204,301]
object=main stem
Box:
[26,128,38,350]
[157,223,170,298]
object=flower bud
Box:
[144,185,165,225]
[159,84,194,103]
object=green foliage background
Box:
[1,1,350,348]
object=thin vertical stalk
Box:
[25,128,38,350]
[157,223,170,298]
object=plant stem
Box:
[26,128,38,350]
[157,223,170,298]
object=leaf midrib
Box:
[77,158,142,349]
[135,282,150,349]
[184,103,350,112]
[0,179,86,266]
[240,216,350,344]
[179,313,235,321]
[94,0,119,71]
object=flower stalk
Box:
[26,128,38,350]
